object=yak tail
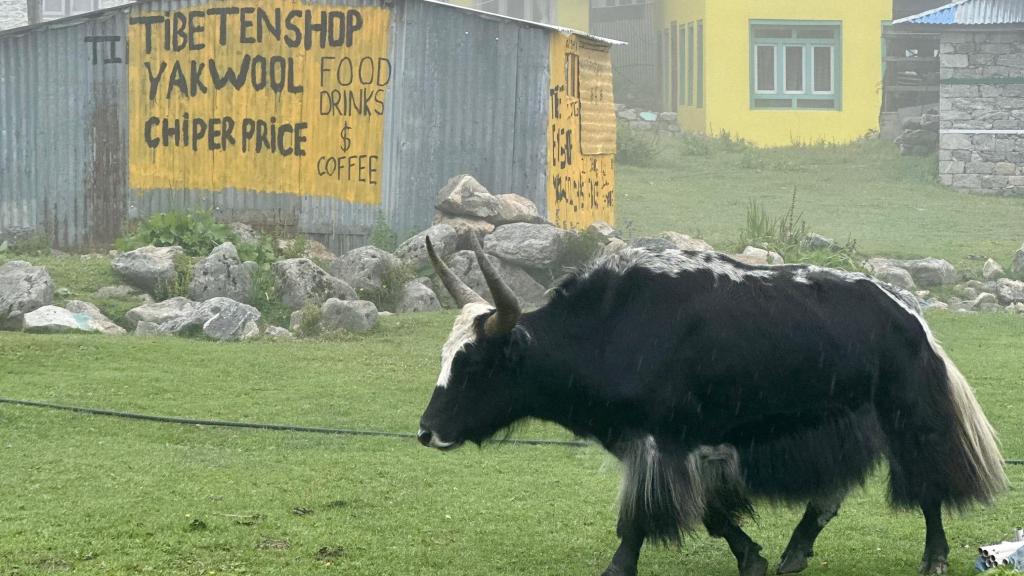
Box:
[930,338,1008,505]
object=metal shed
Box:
[0,0,619,252]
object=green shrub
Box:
[152,255,196,301]
[236,234,278,267]
[248,265,292,328]
[116,211,235,257]
[616,125,662,167]
[295,302,322,338]
[2,230,51,256]
[357,264,414,313]
[369,211,398,252]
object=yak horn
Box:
[470,235,521,336]
[426,236,485,307]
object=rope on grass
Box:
[1,396,1021,464]
[0,397,590,448]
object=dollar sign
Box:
[340,122,352,153]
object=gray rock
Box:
[866,257,957,287]
[55,287,71,299]
[484,223,570,270]
[601,238,628,258]
[395,224,459,272]
[446,250,548,309]
[660,231,714,252]
[1012,242,1024,275]
[802,233,837,251]
[740,246,784,265]
[124,297,198,329]
[320,298,378,333]
[263,326,294,340]
[157,297,261,341]
[272,258,356,310]
[95,284,144,299]
[958,286,979,300]
[229,222,259,244]
[872,266,917,291]
[64,300,126,335]
[1006,302,1024,315]
[982,258,1005,280]
[436,175,502,220]
[629,237,677,252]
[134,321,164,337]
[585,221,619,244]
[0,241,7,253]
[0,260,54,325]
[330,246,402,296]
[433,212,496,250]
[289,309,306,333]
[23,305,97,334]
[112,245,185,295]
[994,278,1024,304]
[396,281,441,313]
[491,194,544,225]
[188,242,254,303]
[276,238,337,264]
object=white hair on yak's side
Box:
[585,248,777,285]
[617,436,744,544]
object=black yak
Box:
[417,238,1006,576]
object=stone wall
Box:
[0,0,28,30]
[938,30,1024,196]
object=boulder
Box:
[23,305,97,334]
[659,232,714,252]
[330,246,402,296]
[628,237,676,252]
[157,297,262,341]
[871,266,916,291]
[263,326,294,340]
[320,298,378,333]
[95,284,144,299]
[492,194,544,225]
[229,222,259,244]
[740,246,784,265]
[396,281,441,313]
[585,221,619,244]
[111,245,185,295]
[0,260,54,326]
[134,321,164,337]
[433,212,496,250]
[395,224,459,271]
[276,238,337,263]
[866,257,956,288]
[981,258,1005,280]
[1006,303,1024,315]
[994,278,1024,305]
[436,175,502,220]
[124,297,198,329]
[484,223,570,270]
[446,250,548,309]
[65,300,127,335]
[1012,243,1024,275]
[272,258,356,310]
[601,238,628,257]
[802,233,837,251]
[188,242,255,303]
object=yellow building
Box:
[444,0,590,31]
[659,0,893,147]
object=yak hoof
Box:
[919,558,948,575]
[740,555,769,576]
[600,566,637,576]
[776,549,809,574]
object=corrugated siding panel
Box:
[1,0,560,252]
[898,0,1024,25]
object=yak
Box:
[416,237,1006,576]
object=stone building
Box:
[896,0,1024,196]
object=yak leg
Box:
[777,490,847,574]
[704,507,768,576]
[601,516,644,576]
[920,499,949,575]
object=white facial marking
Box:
[436,302,494,388]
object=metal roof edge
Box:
[0,2,136,39]
[420,0,627,45]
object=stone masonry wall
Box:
[938,30,1024,196]
[0,0,28,30]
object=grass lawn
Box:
[616,140,1024,271]
[1,312,1023,576]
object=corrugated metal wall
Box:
[0,0,553,253]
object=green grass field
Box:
[2,141,1024,575]
[616,140,1024,271]
[1,312,1023,576]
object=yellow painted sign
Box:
[127,1,391,203]
[548,34,615,229]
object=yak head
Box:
[417,236,529,451]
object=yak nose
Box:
[417,429,432,447]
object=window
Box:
[750,22,841,110]
[673,23,681,109]
[686,22,694,106]
[39,0,99,20]
[475,0,555,25]
[696,20,704,108]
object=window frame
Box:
[812,45,835,95]
[748,20,842,111]
[40,0,99,19]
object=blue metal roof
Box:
[894,0,1024,25]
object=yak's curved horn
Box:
[426,236,485,308]
[470,235,521,336]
